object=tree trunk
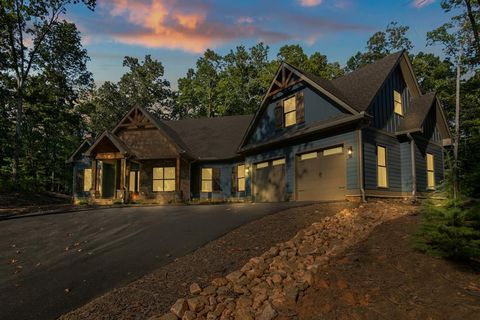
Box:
[13,86,23,188]
[453,50,461,202]
[464,0,480,61]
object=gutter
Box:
[407,133,417,201]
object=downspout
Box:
[407,133,417,201]
[358,129,366,203]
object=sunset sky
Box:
[68,0,450,88]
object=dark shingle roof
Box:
[331,51,404,112]
[162,115,253,160]
[396,92,436,134]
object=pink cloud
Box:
[298,0,323,7]
[412,0,435,8]
[103,0,288,53]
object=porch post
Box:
[91,159,97,198]
[176,157,181,200]
[121,157,127,203]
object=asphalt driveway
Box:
[0,202,308,320]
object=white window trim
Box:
[427,153,435,190]
[394,90,403,116]
[152,167,176,192]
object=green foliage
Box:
[175,43,343,118]
[346,22,413,71]
[414,199,480,261]
[80,55,174,135]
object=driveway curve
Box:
[0,202,308,320]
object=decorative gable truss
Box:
[116,106,156,130]
[268,64,303,98]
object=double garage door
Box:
[253,146,346,202]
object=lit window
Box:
[272,158,285,166]
[153,167,176,192]
[201,168,213,192]
[129,170,140,192]
[323,146,343,156]
[427,153,435,189]
[394,90,403,116]
[237,164,245,192]
[283,96,296,127]
[377,146,388,188]
[300,152,317,161]
[83,168,92,192]
[256,162,269,169]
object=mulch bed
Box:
[295,213,480,320]
[60,202,356,319]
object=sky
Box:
[66,0,450,88]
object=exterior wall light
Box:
[348,146,353,157]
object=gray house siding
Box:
[363,128,403,193]
[245,130,359,200]
[368,66,412,133]
[72,157,92,199]
[400,140,413,193]
[413,135,444,192]
[249,84,349,144]
[191,161,246,200]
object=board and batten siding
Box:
[413,135,444,192]
[400,141,414,193]
[245,130,359,199]
[363,128,404,193]
[368,66,412,133]
[248,84,349,145]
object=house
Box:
[67,50,451,204]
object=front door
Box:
[101,162,116,198]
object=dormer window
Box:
[283,96,297,127]
[394,90,403,116]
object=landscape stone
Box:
[170,299,188,318]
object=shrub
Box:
[414,199,480,261]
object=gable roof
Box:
[396,93,436,134]
[85,131,132,157]
[395,92,452,144]
[112,105,191,156]
[331,51,404,112]
[163,115,253,160]
[66,139,92,163]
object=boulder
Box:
[226,270,244,284]
[170,299,188,318]
[182,311,196,320]
[257,302,277,320]
[190,282,202,295]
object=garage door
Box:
[296,146,346,201]
[253,158,286,202]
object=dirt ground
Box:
[60,202,355,319]
[294,213,480,320]
[0,192,73,218]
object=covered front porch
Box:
[85,131,189,204]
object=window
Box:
[83,168,92,192]
[427,153,435,189]
[152,167,176,192]
[256,162,269,169]
[129,170,140,192]
[283,96,296,127]
[300,152,317,161]
[201,168,213,192]
[237,164,246,192]
[394,90,403,116]
[377,146,388,188]
[323,146,343,156]
[272,158,285,166]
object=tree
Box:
[0,0,96,186]
[346,22,413,71]
[81,55,174,135]
[119,55,174,118]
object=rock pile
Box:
[152,202,410,320]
